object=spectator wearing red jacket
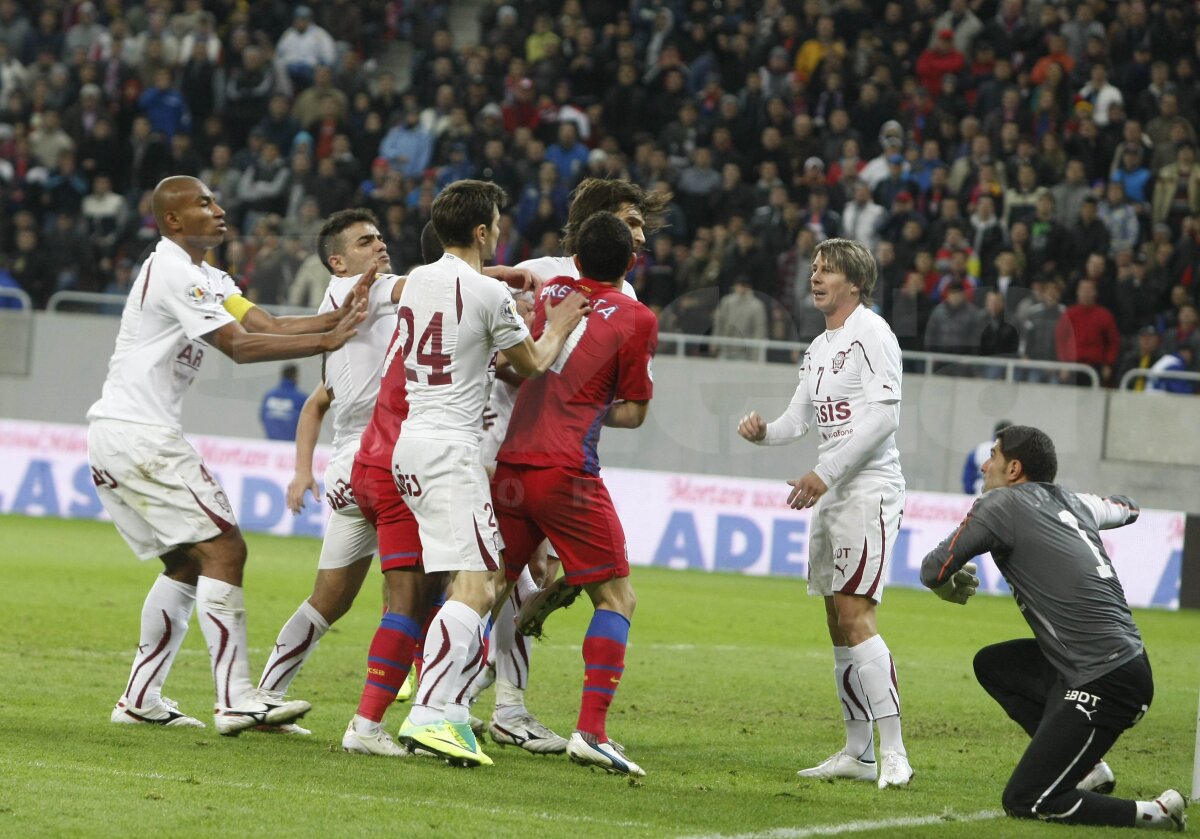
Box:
[916,30,965,100]
[1056,277,1121,385]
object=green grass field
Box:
[1,515,1196,838]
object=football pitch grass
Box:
[1,515,1196,838]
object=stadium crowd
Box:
[2,0,1200,390]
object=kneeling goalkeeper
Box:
[921,424,1185,832]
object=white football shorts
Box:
[87,420,238,560]
[807,479,904,603]
[392,436,503,574]
[318,450,377,569]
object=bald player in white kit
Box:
[738,237,912,788]
[90,176,365,735]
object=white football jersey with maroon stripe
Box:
[801,305,904,488]
[319,272,400,458]
[396,253,529,444]
[88,237,239,431]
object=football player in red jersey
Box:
[493,211,658,776]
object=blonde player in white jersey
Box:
[391,180,589,767]
[255,209,416,748]
[89,176,366,735]
[738,237,913,789]
[474,180,672,751]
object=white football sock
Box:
[493,579,534,716]
[833,645,875,762]
[411,600,483,726]
[196,576,254,708]
[850,634,905,756]
[258,599,330,694]
[121,575,195,709]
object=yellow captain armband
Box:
[222,295,256,322]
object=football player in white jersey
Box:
[738,237,913,788]
[89,176,366,735]
[475,180,672,751]
[391,180,588,766]
[255,209,424,749]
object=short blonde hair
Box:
[813,237,877,306]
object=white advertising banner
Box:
[0,420,1185,610]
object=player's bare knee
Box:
[161,551,201,585]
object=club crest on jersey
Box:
[184,282,212,306]
[831,351,847,372]
[500,298,520,326]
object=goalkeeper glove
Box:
[934,562,979,605]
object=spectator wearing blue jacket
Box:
[545,122,589,182]
[137,68,192,140]
[260,364,306,441]
[379,107,433,179]
[962,420,1012,494]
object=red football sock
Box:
[576,609,630,741]
[356,612,419,722]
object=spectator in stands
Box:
[1152,142,1200,235]
[720,227,772,298]
[1162,303,1200,357]
[1113,253,1160,335]
[1067,196,1111,270]
[1020,277,1066,383]
[926,278,983,374]
[1025,193,1068,279]
[238,140,290,230]
[138,68,190,140]
[82,174,128,258]
[840,179,884,252]
[379,106,432,180]
[1149,345,1197,394]
[224,46,276,149]
[1079,63,1124,129]
[1118,326,1163,391]
[275,6,336,92]
[713,274,768,361]
[1146,92,1196,170]
[1057,276,1121,386]
[1099,180,1140,256]
[1050,158,1091,228]
[11,227,51,308]
[979,288,1020,378]
[260,363,306,441]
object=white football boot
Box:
[796,750,877,782]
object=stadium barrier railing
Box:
[656,332,1102,387]
[1118,368,1200,391]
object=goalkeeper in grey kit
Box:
[920,425,1187,832]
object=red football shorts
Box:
[351,459,422,571]
[492,463,630,585]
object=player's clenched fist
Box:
[738,411,767,442]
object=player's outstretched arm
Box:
[1076,492,1141,530]
[242,265,380,334]
[286,384,332,514]
[920,504,998,600]
[501,291,591,379]
[205,297,365,363]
